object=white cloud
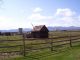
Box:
[27,8,80,27]
[0,16,13,29]
[27,7,53,26]
[0,16,26,29]
[27,13,53,20]
[33,7,43,13]
[27,12,53,26]
[55,8,76,17]
[52,8,80,27]
[1,8,80,30]
[78,15,80,20]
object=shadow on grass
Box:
[7,44,80,60]
[25,48,69,60]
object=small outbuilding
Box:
[2,32,11,36]
[0,32,2,35]
[1,32,18,36]
[31,25,49,38]
[18,28,23,35]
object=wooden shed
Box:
[0,32,2,35]
[1,32,18,36]
[31,25,49,38]
[2,32,11,36]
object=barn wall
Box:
[40,31,48,38]
[31,31,48,38]
[26,25,49,38]
[31,32,40,38]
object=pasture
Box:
[7,45,80,60]
[0,31,80,60]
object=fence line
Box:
[0,35,80,59]
[0,37,80,48]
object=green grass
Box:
[0,31,80,60]
[6,45,80,60]
[0,35,22,40]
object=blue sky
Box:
[0,0,80,30]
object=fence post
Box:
[69,32,72,47]
[22,34,26,57]
[50,39,53,51]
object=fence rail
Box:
[0,35,80,59]
[0,37,80,48]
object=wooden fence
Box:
[0,35,80,60]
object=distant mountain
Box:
[23,28,32,32]
[0,28,32,32]
[0,26,80,32]
[47,26,80,31]
[0,29,18,32]
[47,27,56,31]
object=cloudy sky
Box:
[0,0,80,30]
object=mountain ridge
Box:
[0,26,80,32]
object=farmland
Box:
[0,31,80,60]
[7,45,80,60]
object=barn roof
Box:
[32,25,49,31]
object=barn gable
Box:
[31,25,49,38]
[32,25,49,32]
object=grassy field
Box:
[0,31,80,60]
[6,45,80,60]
